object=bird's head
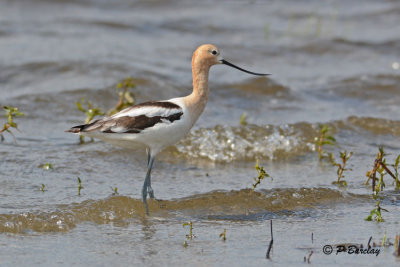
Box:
[192,44,269,76]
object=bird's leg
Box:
[142,155,155,207]
[146,156,155,199]
[145,149,155,199]
[146,148,151,166]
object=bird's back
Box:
[67,98,193,153]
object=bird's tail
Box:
[65,125,86,133]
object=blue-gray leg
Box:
[145,149,155,199]
[146,157,155,199]
[147,148,151,165]
[142,154,155,213]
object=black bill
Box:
[221,59,269,76]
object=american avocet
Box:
[66,44,268,211]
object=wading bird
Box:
[66,44,268,212]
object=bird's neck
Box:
[184,61,210,123]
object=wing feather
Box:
[66,101,183,134]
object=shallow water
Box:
[1,0,400,266]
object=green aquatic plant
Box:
[314,125,336,161]
[365,201,388,222]
[76,98,105,124]
[365,147,398,194]
[390,154,400,190]
[375,160,387,196]
[219,229,226,241]
[76,98,105,143]
[0,106,24,143]
[365,147,385,189]
[107,76,136,116]
[111,186,119,196]
[395,235,400,257]
[77,177,83,196]
[39,184,46,192]
[39,162,53,170]
[183,221,195,240]
[239,113,248,126]
[363,147,400,223]
[252,160,272,190]
[382,231,387,248]
[331,150,353,186]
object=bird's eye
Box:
[211,50,217,55]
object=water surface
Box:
[1,0,400,266]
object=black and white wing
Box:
[66,101,183,134]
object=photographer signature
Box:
[323,244,380,257]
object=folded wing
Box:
[66,101,183,134]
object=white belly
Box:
[82,111,193,154]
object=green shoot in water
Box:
[76,98,104,143]
[314,125,336,160]
[219,229,227,241]
[390,154,400,190]
[365,147,385,188]
[111,186,119,195]
[0,106,24,143]
[39,162,53,170]
[183,221,195,240]
[365,147,398,195]
[252,160,272,190]
[395,235,400,257]
[375,160,386,197]
[365,201,388,222]
[39,184,46,192]
[239,113,248,126]
[364,147,400,223]
[330,150,353,186]
[382,231,387,247]
[77,177,83,196]
[107,77,136,116]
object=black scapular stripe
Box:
[105,112,184,133]
[65,101,182,134]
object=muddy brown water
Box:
[1,0,400,266]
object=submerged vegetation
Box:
[76,98,105,143]
[395,235,400,257]
[39,184,46,192]
[239,113,248,126]
[75,77,136,143]
[390,155,400,190]
[330,150,353,186]
[107,77,136,116]
[39,162,54,170]
[183,221,195,240]
[365,201,388,222]
[76,99,104,125]
[111,187,119,196]
[219,229,227,241]
[252,160,272,190]
[0,106,24,143]
[77,177,83,196]
[315,125,336,161]
[364,147,400,222]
